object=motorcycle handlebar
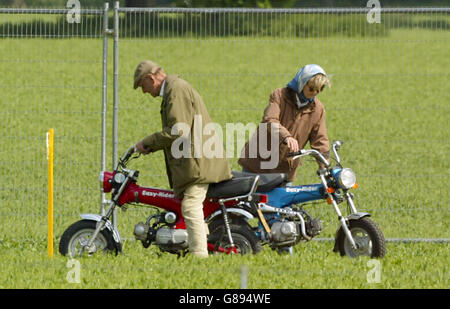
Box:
[287,140,342,167]
[287,149,330,167]
[117,146,137,168]
[287,150,303,157]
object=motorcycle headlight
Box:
[113,172,126,184]
[338,168,356,189]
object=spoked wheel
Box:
[59,220,118,258]
[208,219,261,255]
[336,217,386,258]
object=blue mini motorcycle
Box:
[233,140,386,258]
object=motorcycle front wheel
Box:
[59,220,119,257]
[336,217,386,258]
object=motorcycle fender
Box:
[346,212,371,221]
[80,213,122,248]
[332,212,371,252]
[206,208,254,223]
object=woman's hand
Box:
[284,137,299,152]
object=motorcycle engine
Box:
[270,221,299,246]
[156,228,188,247]
[134,223,188,253]
[134,222,150,241]
[306,218,323,237]
[156,228,188,253]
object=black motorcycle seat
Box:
[231,171,287,192]
[206,176,256,199]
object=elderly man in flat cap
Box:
[133,60,232,258]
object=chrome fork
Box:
[83,202,115,255]
[318,172,358,249]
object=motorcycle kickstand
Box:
[219,201,235,252]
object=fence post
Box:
[240,265,248,289]
[47,128,54,258]
[112,1,120,229]
[100,2,110,216]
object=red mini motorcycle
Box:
[59,146,272,257]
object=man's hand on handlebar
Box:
[135,140,150,155]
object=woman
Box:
[238,64,332,184]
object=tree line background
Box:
[1,0,449,8]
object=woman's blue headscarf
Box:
[286,64,327,108]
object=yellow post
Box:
[47,129,54,258]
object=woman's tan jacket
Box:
[238,87,330,182]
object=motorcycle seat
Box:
[231,171,288,192]
[206,176,257,199]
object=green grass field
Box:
[0,241,448,288]
[0,11,449,289]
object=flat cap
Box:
[134,60,161,89]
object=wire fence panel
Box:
[0,8,106,243]
[0,6,448,245]
[116,7,449,242]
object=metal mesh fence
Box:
[0,5,448,245]
[0,8,106,243]
[116,7,449,242]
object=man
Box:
[238,64,331,184]
[133,60,232,258]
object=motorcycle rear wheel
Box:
[59,220,118,257]
[208,218,261,254]
[336,217,386,258]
